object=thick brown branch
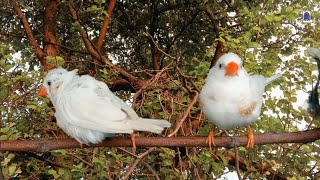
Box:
[11,1,46,66]
[211,40,225,68]
[0,129,319,152]
[43,0,59,58]
[96,0,116,52]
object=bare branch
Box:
[96,0,116,52]
[43,0,59,57]
[227,153,287,180]
[67,2,102,60]
[11,1,46,67]
[67,2,144,87]
[168,91,199,137]
[123,147,156,179]
[0,129,319,152]
[211,40,225,68]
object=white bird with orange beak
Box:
[38,68,170,150]
[199,53,281,148]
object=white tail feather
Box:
[309,48,320,60]
[266,74,282,85]
[130,118,171,134]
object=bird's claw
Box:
[246,126,254,148]
[130,133,139,154]
[206,129,216,151]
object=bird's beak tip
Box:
[38,86,48,97]
[225,61,239,76]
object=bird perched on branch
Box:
[307,47,320,116]
[199,53,281,148]
[38,68,170,150]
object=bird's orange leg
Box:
[246,126,254,148]
[206,128,216,150]
[130,133,139,153]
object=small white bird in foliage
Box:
[38,68,171,149]
[199,53,281,148]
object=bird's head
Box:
[38,68,74,99]
[214,52,244,77]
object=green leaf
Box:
[252,26,262,32]
[0,89,8,99]
[274,16,282,22]
[8,164,17,176]
[4,64,13,71]
[93,156,104,165]
[48,169,60,179]
[26,105,37,109]
[285,7,293,13]
[163,159,173,166]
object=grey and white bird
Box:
[38,68,171,148]
[199,53,281,148]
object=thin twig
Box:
[168,91,199,137]
[144,32,176,59]
[141,162,161,180]
[234,146,242,180]
[133,63,172,105]
[66,152,93,168]
[176,67,197,79]
[122,147,156,179]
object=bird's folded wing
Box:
[58,82,134,134]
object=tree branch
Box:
[43,0,59,57]
[203,3,225,68]
[211,40,225,68]
[11,0,46,67]
[96,0,116,52]
[67,2,144,88]
[67,2,102,60]
[168,91,199,137]
[227,153,287,179]
[123,147,156,179]
[0,129,319,152]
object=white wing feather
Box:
[56,75,134,134]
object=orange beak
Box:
[225,62,239,76]
[38,86,48,97]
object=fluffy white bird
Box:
[199,53,281,148]
[38,68,171,148]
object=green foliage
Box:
[0,0,319,179]
[46,56,65,67]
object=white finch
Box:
[38,68,171,147]
[199,53,281,148]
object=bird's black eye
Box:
[219,64,222,69]
[47,81,52,86]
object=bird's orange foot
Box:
[246,126,254,148]
[130,133,139,154]
[206,129,216,150]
